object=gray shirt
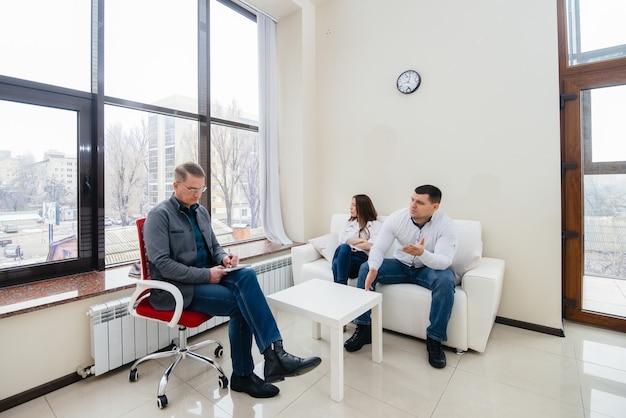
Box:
[143,194,228,310]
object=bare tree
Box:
[239,131,260,228]
[1,187,26,212]
[3,153,36,211]
[105,120,149,225]
[210,101,250,226]
[180,125,199,163]
[44,178,68,204]
[584,175,626,216]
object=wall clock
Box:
[396,70,421,94]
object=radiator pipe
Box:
[76,365,95,378]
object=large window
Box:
[566,0,626,66]
[560,0,626,329]
[0,0,263,285]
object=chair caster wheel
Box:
[157,394,168,409]
[218,375,229,389]
[129,369,138,382]
[214,346,224,357]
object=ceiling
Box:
[243,0,329,20]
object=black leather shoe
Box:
[263,340,322,383]
[426,337,446,369]
[344,324,371,352]
[230,373,280,398]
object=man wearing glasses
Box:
[143,162,321,398]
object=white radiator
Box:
[87,255,292,376]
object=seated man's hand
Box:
[402,237,425,256]
[364,269,377,292]
[209,266,228,283]
[223,253,239,268]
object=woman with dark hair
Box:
[331,194,381,285]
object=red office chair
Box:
[128,217,228,409]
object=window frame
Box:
[0,0,261,287]
[0,77,96,286]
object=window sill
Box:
[0,239,298,319]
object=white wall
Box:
[279,0,563,330]
[0,288,133,400]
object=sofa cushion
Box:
[308,233,339,263]
[450,219,483,284]
[301,258,335,283]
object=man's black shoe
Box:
[344,324,371,352]
[426,336,446,369]
[263,340,322,383]
[230,373,280,398]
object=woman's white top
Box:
[338,219,382,254]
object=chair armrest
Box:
[128,279,184,328]
[461,257,505,352]
[291,243,322,285]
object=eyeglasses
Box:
[178,183,207,194]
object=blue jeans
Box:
[354,259,455,342]
[331,244,369,285]
[187,268,282,376]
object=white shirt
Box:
[338,219,382,255]
[367,207,458,271]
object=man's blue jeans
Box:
[331,244,368,285]
[354,259,455,342]
[187,268,282,376]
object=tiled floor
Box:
[2,313,626,418]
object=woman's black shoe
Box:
[343,324,371,352]
[263,340,322,383]
[230,373,280,398]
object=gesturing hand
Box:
[402,237,425,256]
[364,270,377,292]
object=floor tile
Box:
[490,322,577,358]
[434,368,584,418]
[565,322,626,372]
[578,360,626,418]
[457,337,582,407]
[0,398,55,418]
[276,375,415,418]
[45,360,185,418]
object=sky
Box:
[579,0,626,52]
[0,101,77,160]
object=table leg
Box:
[371,302,383,363]
[330,324,344,402]
[312,321,321,339]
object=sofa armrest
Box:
[461,256,505,352]
[291,243,322,285]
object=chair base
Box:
[128,326,228,409]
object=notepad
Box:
[224,264,252,272]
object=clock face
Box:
[397,70,421,94]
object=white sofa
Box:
[291,214,505,353]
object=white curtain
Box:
[258,14,292,244]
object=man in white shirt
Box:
[344,185,458,368]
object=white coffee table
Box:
[266,278,382,402]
